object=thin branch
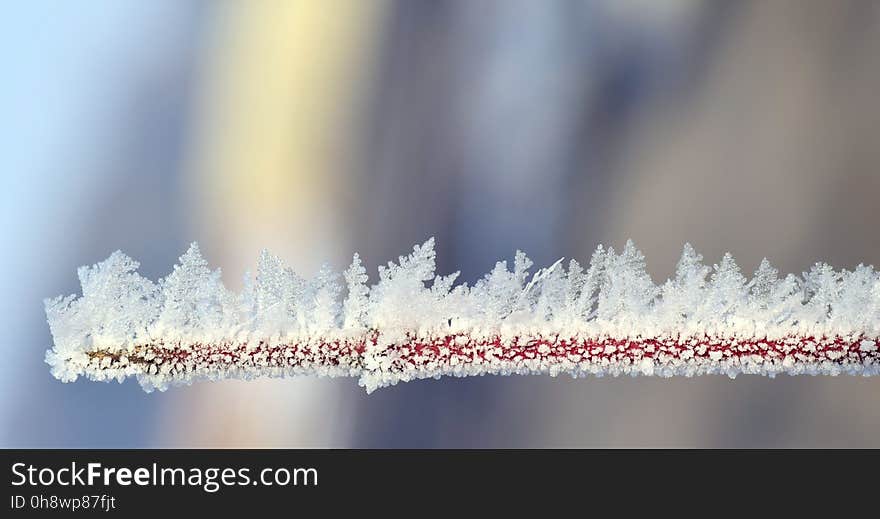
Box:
[45,239,880,392]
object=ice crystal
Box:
[45,238,880,392]
[153,243,225,343]
[342,253,369,330]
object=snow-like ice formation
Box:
[45,239,880,393]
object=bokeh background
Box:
[3,0,879,448]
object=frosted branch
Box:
[45,240,880,393]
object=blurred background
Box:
[2,0,879,448]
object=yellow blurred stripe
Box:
[187,0,382,251]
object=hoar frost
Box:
[45,239,880,393]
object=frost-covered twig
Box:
[45,239,880,393]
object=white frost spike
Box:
[44,238,880,393]
[657,243,709,331]
[706,252,748,322]
[154,243,225,343]
[342,253,369,330]
[597,240,658,325]
[312,264,341,334]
